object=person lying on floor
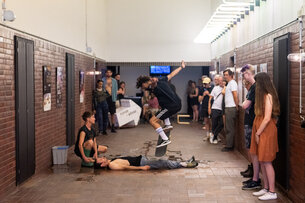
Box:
[94,155,198,170]
[74,111,108,167]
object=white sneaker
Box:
[156,140,171,148]
[258,192,277,200]
[253,188,268,196]
[163,125,173,132]
[209,134,214,143]
[213,139,218,144]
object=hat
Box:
[202,77,211,84]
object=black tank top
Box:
[111,155,142,166]
[74,125,96,157]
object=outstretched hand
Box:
[181,60,186,69]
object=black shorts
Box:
[156,105,181,120]
[106,96,116,115]
[202,108,209,118]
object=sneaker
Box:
[209,134,214,144]
[156,140,171,148]
[258,192,277,200]
[242,180,262,190]
[111,128,117,133]
[221,147,234,152]
[186,156,195,163]
[186,161,198,168]
[240,164,253,177]
[213,139,218,144]
[253,188,268,196]
[102,131,108,135]
[243,178,261,185]
[163,125,173,132]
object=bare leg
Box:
[204,117,210,132]
[83,139,94,150]
[194,105,199,122]
[251,154,260,181]
[149,116,168,141]
[264,162,276,192]
[192,105,197,121]
[260,162,269,189]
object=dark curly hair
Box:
[82,111,93,122]
[136,75,151,88]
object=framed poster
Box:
[237,69,243,106]
[43,66,52,111]
[56,67,63,107]
[260,63,268,73]
[79,71,85,103]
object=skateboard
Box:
[155,131,170,157]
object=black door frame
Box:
[66,53,75,146]
[14,36,35,185]
[273,33,290,190]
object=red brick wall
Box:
[214,21,305,202]
[0,26,105,197]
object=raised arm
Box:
[167,60,186,81]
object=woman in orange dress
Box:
[249,72,280,201]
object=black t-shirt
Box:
[74,125,96,157]
[111,155,142,166]
[244,83,256,126]
[152,76,181,109]
[200,87,213,109]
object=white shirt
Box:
[210,86,223,110]
[225,79,238,107]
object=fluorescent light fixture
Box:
[86,71,101,75]
[194,0,254,43]
[287,50,305,62]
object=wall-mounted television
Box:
[150,65,171,75]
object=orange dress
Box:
[249,116,279,162]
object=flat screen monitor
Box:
[150,65,171,75]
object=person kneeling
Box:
[95,155,198,170]
[74,111,108,167]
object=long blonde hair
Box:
[254,72,280,117]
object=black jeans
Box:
[211,109,224,140]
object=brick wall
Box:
[214,21,305,202]
[0,25,106,197]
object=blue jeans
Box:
[96,101,108,132]
[140,156,182,170]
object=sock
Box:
[164,118,171,126]
[156,127,168,140]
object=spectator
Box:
[141,90,150,119]
[102,69,118,133]
[222,69,238,152]
[250,72,280,201]
[186,80,193,117]
[199,77,213,140]
[114,73,120,86]
[240,65,261,190]
[74,112,108,167]
[189,81,199,122]
[92,80,109,135]
[148,93,160,115]
[117,81,126,101]
[208,75,224,144]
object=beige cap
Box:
[202,77,211,84]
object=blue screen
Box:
[150,66,171,74]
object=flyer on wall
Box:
[43,66,52,111]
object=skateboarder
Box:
[136,60,185,148]
[95,155,198,170]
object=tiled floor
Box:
[2,122,290,203]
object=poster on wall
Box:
[79,71,85,103]
[237,68,243,106]
[43,66,52,111]
[56,67,63,107]
[260,63,268,73]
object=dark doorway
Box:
[15,36,35,185]
[66,53,75,146]
[273,33,290,190]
